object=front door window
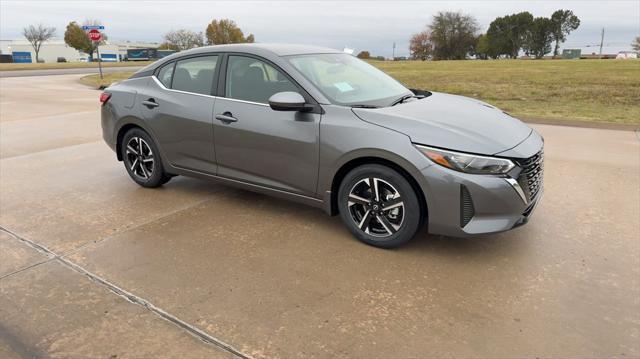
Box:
[225,55,298,103]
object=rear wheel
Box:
[338,164,422,248]
[121,128,171,188]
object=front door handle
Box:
[142,99,159,108]
[215,112,238,124]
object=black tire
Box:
[338,164,422,248]
[121,128,171,188]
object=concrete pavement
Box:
[1,74,639,358]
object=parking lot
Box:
[1,74,638,358]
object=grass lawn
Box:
[79,72,133,88]
[374,59,640,124]
[0,61,153,71]
[79,59,640,124]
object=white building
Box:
[0,38,159,63]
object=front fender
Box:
[316,105,434,214]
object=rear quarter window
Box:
[157,62,174,88]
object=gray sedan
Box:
[100,44,543,248]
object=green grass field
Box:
[79,72,133,88]
[373,59,639,124]
[79,59,640,124]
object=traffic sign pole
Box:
[87,29,104,80]
[96,43,103,79]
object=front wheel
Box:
[121,128,171,188]
[338,164,422,248]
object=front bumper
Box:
[416,133,544,238]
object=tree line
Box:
[158,19,255,51]
[410,9,580,60]
[60,18,255,56]
[19,14,640,63]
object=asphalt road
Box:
[0,66,142,78]
[1,74,638,358]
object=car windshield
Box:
[287,53,411,107]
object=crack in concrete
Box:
[60,191,222,258]
[0,257,54,281]
[0,226,253,359]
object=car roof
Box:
[175,43,341,57]
[132,43,342,84]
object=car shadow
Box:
[163,176,529,259]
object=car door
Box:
[140,55,220,174]
[212,54,320,196]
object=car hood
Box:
[352,92,533,155]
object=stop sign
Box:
[88,29,102,42]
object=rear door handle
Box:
[142,99,159,108]
[215,112,238,124]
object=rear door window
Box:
[171,55,219,95]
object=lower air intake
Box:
[460,185,475,228]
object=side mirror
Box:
[269,92,310,112]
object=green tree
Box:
[428,11,479,60]
[524,17,555,59]
[550,10,580,57]
[633,36,640,52]
[409,31,433,60]
[487,12,534,59]
[474,34,491,59]
[205,19,254,45]
[22,23,56,63]
[64,20,107,59]
[356,51,371,59]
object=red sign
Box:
[88,29,102,42]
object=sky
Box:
[1,0,638,57]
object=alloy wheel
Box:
[347,177,405,238]
[125,137,154,180]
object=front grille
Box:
[522,202,536,217]
[460,185,475,227]
[516,150,544,202]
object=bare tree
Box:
[22,23,56,62]
[163,29,204,51]
[632,36,640,52]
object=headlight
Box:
[415,145,515,175]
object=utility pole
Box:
[392,42,396,60]
[599,28,605,59]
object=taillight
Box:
[99,92,111,105]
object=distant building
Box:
[616,51,638,59]
[0,38,159,63]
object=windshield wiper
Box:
[351,104,379,109]
[390,94,415,106]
